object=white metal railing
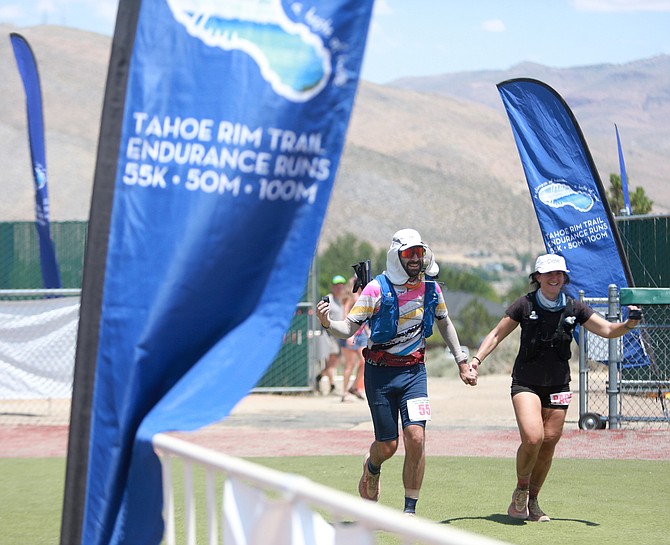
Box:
[153,433,509,545]
[0,289,81,297]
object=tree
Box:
[503,274,531,305]
[318,233,385,295]
[629,186,654,215]
[607,173,653,216]
[452,299,499,347]
[437,266,499,301]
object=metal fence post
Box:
[606,284,620,429]
[578,290,587,419]
[308,256,320,386]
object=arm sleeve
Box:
[326,317,361,339]
[436,316,467,363]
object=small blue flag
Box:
[615,124,632,215]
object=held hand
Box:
[625,305,643,330]
[458,362,478,386]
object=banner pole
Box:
[59,2,142,543]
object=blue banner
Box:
[497,78,646,367]
[76,1,373,544]
[497,78,632,298]
[615,124,632,215]
[10,33,61,289]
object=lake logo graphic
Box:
[167,0,331,102]
[34,163,47,191]
[536,180,595,212]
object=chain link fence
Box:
[0,289,79,424]
[0,222,325,423]
[579,287,670,429]
[616,214,670,288]
[2,219,667,427]
[0,285,321,425]
[0,221,87,289]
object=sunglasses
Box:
[399,246,425,259]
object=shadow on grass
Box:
[441,514,600,527]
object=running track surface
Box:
[1,425,668,460]
[1,376,668,460]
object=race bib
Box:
[407,397,431,421]
[549,392,573,406]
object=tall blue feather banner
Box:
[10,33,62,289]
[60,1,374,544]
[497,78,647,367]
[497,78,633,297]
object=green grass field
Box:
[2,455,669,544]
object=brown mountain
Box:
[1,25,667,266]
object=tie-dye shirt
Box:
[347,276,448,355]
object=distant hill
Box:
[388,57,670,208]
[1,25,667,268]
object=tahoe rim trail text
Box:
[546,217,609,252]
[122,114,330,203]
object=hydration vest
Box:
[519,292,577,361]
[368,274,438,344]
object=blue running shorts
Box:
[364,363,428,442]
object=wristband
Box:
[472,356,482,365]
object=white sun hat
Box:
[385,229,438,284]
[534,254,570,274]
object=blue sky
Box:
[1,0,669,83]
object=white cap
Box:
[385,229,436,284]
[534,254,570,274]
[391,228,423,251]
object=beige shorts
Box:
[318,332,341,359]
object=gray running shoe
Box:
[507,487,529,520]
[528,497,550,522]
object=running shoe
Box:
[358,454,380,501]
[528,497,550,522]
[507,487,529,520]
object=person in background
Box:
[316,229,476,516]
[469,253,643,522]
[340,276,368,402]
[315,275,347,395]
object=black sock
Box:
[404,497,418,513]
[367,459,381,475]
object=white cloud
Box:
[482,19,506,32]
[572,0,670,11]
